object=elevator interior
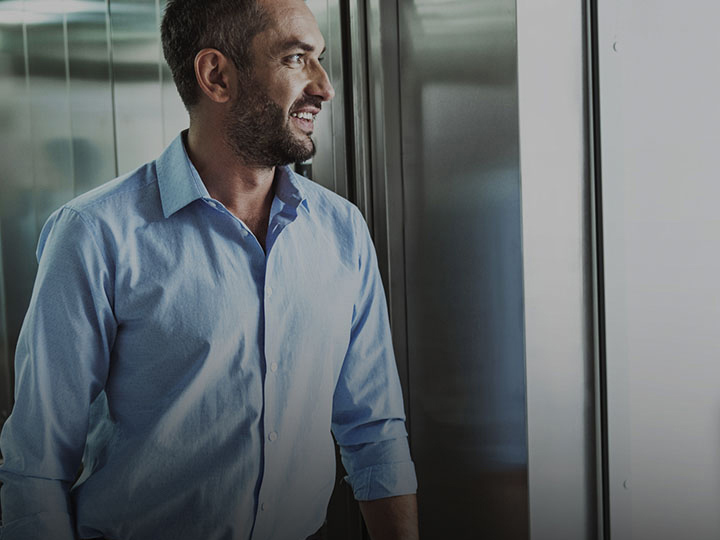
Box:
[2,0,720,539]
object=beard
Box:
[223,76,317,168]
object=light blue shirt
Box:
[0,133,416,540]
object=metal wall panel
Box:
[516,1,597,539]
[304,0,348,198]
[398,1,528,537]
[598,1,720,538]
[109,0,163,174]
[67,0,117,193]
[25,0,74,231]
[0,0,35,420]
[365,0,409,404]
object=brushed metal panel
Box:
[398,1,528,537]
[0,225,9,419]
[25,0,74,229]
[365,0,409,405]
[109,0,163,174]
[0,0,35,420]
[344,0,370,219]
[67,0,117,193]
[598,1,720,539]
[516,1,597,539]
[304,0,347,198]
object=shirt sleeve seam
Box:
[61,206,114,283]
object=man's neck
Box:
[185,125,276,248]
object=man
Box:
[0,0,418,538]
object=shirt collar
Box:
[274,163,310,213]
[156,132,309,218]
[156,132,209,218]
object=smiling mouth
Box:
[289,111,317,133]
[290,111,316,121]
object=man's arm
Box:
[331,207,418,537]
[0,207,115,540]
[359,494,419,540]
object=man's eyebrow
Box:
[278,39,326,55]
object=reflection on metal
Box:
[25,0,74,230]
[0,0,35,417]
[398,0,528,537]
[109,0,163,173]
[304,0,348,199]
[344,0,371,222]
[67,0,117,194]
[364,0,409,406]
[0,0,187,418]
[0,228,9,419]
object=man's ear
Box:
[194,48,235,104]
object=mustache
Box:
[290,97,323,112]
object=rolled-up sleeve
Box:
[331,208,417,501]
[0,207,116,539]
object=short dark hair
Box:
[161,0,269,110]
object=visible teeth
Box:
[291,111,315,121]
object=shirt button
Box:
[270,362,278,372]
[206,200,216,208]
[268,431,278,442]
[261,502,267,511]
[266,285,273,298]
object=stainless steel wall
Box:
[397,1,528,537]
[598,1,720,538]
[0,0,189,419]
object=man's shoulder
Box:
[63,161,160,220]
[292,172,363,225]
[291,173,375,269]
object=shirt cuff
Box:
[344,461,418,501]
[0,511,76,540]
[339,437,418,501]
[0,472,75,540]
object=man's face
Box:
[224,0,335,168]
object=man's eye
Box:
[287,54,303,64]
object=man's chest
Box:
[105,214,357,401]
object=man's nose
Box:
[309,64,335,102]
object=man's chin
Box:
[290,135,316,163]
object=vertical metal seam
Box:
[63,4,76,195]
[0,221,9,416]
[393,0,411,442]
[586,0,610,537]
[327,0,338,194]
[510,1,531,536]
[155,0,166,145]
[359,0,373,228]
[21,0,38,238]
[339,0,357,204]
[106,0,119,177]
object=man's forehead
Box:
[256,2,325,52]
[259,0,316,25]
